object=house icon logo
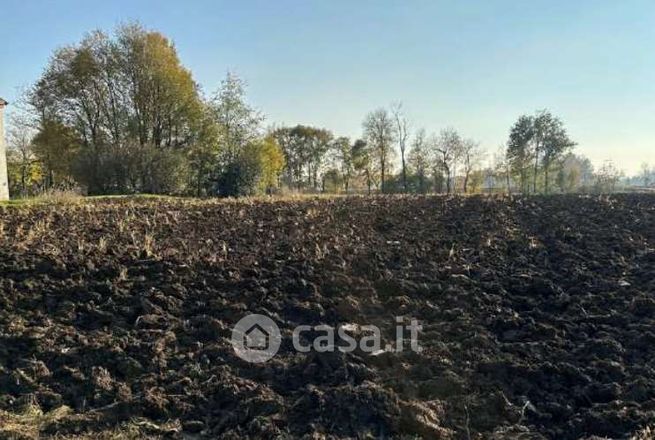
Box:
[244,323,269,349]
[231,314,281,363]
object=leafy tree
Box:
[408,129,429,193]
[271,125,332,190]
[30,24,206,194]
[536,111,576,193]
[215,155,260,197]
[506,110,575,194]
[270,126,300,188]
[555,153,593,193]
[304,128,333,189]
[461,138,484,193]
[31,119,79,188]
[467,169,485,193]
[215,136,285,197]
[119,24,203,150]
[322,168,343,193]
[210,72,267,196]
[187,104,221,196]
[506,115,534,193]
[332,137,354,192]
[352,139,376,194]
[257,135,286,193]
[212,72,263,164]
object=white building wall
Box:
[0,101,8,201]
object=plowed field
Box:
[1,195,654,439]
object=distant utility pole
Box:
[0,98,8,201]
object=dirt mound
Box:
[1,195,654,439]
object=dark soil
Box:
[1,194,654,439]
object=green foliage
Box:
[259,136,286,192]
[30,23,205,195]
[31,119,79,188]
[506,110,576,194]
[215,136,285,197]
[6,154,43,198]
[271,125,333,190]
[351,139,377,194]
[321,168,343,193]
[408,129,429,193]
[211,73,263,164]
[507,115,534,193]
[332,137,353,191]
[554,153,593,193]
[187,105,222,196]
[467,169,485,193]
[209,72,286,197]
[215,156,261,197]
[22,24,594,198]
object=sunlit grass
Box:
[0,403,182,439]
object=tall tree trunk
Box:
[196,163,204,197]
[435,171,444,193]
[401,154,407,193]
[533,152,539,194]
[366,169,371,195]
[20,161,27,195]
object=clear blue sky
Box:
[1,0,654,175]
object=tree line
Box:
[5,24,625,198]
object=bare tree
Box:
[391,102,410,192]
[6,114,39,196]
[640,162,652,187]
[363,108,395,193]
[595,160,623,193]
[431,128,462,194]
